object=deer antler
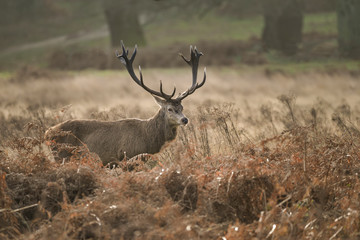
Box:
[116,42,206,102]
[115,41,176,101]
[175,46,206,102]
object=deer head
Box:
[116,41,206,126]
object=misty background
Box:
[0,0,359,72]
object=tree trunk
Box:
[337,0,360,59]
[261,0,304,55]
[102,0,146,48]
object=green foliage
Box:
[145,13,263,47]
[304,11,337,35]
[263,52,360,75]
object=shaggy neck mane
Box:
[146,108,178,151]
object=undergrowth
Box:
[1,94,360,239]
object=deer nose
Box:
[181,118,188,125]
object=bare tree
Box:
[337,0,360,58]
[102,0,146,47]
[261,0,304,55]
[45,42,206,166]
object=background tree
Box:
[337,0,360,59]
[261,0,304,55]
[102,0,146,47]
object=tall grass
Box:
[1,90,360,239]
[1,67,360,239]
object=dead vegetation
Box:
[0,69,360,239]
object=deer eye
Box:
[168,108,173,112]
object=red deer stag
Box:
[45,42,206,166]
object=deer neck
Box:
[148,108,178,145]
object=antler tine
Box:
[116,41,176,101]
[176,46,206,101]
[160,81,177,99]
[179,51,191,66]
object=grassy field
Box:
[1,4,360,239]
[1,66,360,239]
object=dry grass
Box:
[0,67,360,239]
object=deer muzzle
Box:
[181,117,188,125]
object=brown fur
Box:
[45,100,184,165]
[45,43,205,166]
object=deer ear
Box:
[153,96,167,107]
